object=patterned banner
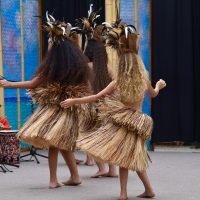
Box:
[1,0,21,129]
[1,0,39,132]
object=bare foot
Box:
[137,191,155,198]
[48,182,61,189]
[118,195,128,200]
[62,178,81,186]
[76,159,84,165]
[102,172,118,178]
[91,170,107,178]
[84,160,94,166]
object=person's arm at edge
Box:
[60,80,116,108]
[0,76,44,89]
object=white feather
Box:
[128,26,134,32]
[102,22,112,28]
[67,23,72,28]
[88,4,93,16]
[49,14,55,22]
[71,27,80,30]
[95,15,100,19]
[46,11,50,22]
[61,27,66,35]
[46,22,53,28]
[125,27,129,38]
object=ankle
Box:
[144,189,155,197]
[50,178,58,184]
[71,175,81,181]
[145,187,154,194]
[108,169,117,174]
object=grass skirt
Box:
[17,84,90,151]
[78,103,99,139]
[77,96,153,171]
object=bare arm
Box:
[0,76,44,89]
[147,79,166,98]
[60,81,116,108]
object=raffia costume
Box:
[77,22,153,171]
[17,84,90,150]
[17,13,90,151]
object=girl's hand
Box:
[60,98,76,108]
[0,79,11,87]
[156,79,166,90]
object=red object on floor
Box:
[0,116,11,130]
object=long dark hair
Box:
[84,39,111,94]
[35,39,88,86]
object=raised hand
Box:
[156,79,166,90]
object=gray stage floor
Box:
[0,149,200,200]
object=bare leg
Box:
[85,154,94,166]
[48,147,61,189]
[60,150,81,185]
[91,162,107,178]
[136,170,155,198]
[119,167,128,200]
[104,164,118,177]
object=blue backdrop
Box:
[1,0,39,147]
[120,0,151,149]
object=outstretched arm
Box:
[147,79,166,98]
[0,76,44,89]
[60,80,116,108]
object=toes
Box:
[48,183,61,189]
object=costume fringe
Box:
[98,96,153,140]
[78,103,99,139]
[17,84,90,150]
[28,84,90,106]
[77,122,149,171]
[77,95,153,171]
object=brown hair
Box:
[35,39,88,86]
[85,39,111,94]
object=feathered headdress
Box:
[102,19,139,54]
[74,4,102,40]
[43,11,78,44]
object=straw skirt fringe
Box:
[77,122,148,171]
[77,96,153,171]
[78,103,99,139]
[18,106,79,150]
[17,84,90,151]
